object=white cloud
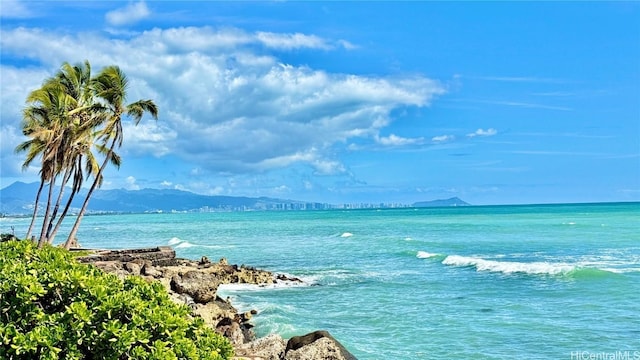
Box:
[125,176,140,190]
[376,134,424,146]
[105,1,150,27]
[431,135,455,143]
[467,128,498,138]
[0,0,32,18]
[256,32,332,50]
[160,181,172,187]
[0,26,445,178]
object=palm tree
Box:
[17,61,106,247]
[41,62,105,244]
[64,66,158,249]
[17,81,71,247]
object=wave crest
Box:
[442,255,575,275]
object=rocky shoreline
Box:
[76,247,357,360]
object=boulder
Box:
[235,333,287,360]
[170,271,220,304]
[216,318,245,345]
[285,331,357,360]
[124,261,142,275]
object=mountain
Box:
[0,182,312,215]
[412,197,470,207]
[0,181,472,215]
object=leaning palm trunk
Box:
[64,139,115,249]
[25,179,45,242]
[48,159,84,245]
[45,167,72,242]
[38,176,56,248]
[47,185,79,245]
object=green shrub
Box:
[0,240,233,360]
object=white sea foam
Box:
[175,241,194,248]
[168,237,182,245]
[217,279,310,293]
[416,251,440,259]
[442,255,576,275]
[340,232,353,238]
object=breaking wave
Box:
[417,251,632,278]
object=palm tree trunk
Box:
[64,139,116,249]
[25,179,45,242]
[45,167,72,242]
[48,187,79,246]
[48,159,83,245]
[38,176,56,248]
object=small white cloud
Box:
[160,181,172,187]
[256,31,331,50]
[312,159,345,175]
[105,1,150,27]
[467,128,497,138]
[272,185,291,194]
[377,134,424,146]
[125,176,140,190]
[337,39,358,50]
[432,135,455,143]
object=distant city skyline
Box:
[1,1,639,205]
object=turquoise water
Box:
[2,203,639,359]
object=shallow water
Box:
[3,202,639,359]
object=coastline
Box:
[76,246,357,360]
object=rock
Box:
[216,318,245,345]
[192,298,237,328]
[235,334,287,360]
[66,237,81,248]
[170,271,220,304]
[77,246,356,360]
[285,331,357,360]
[141,263,163,278]
[124,261,142,275]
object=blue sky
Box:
[1,1,639,205]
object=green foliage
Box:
[0,241,233,360]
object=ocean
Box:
[2,202,639,359]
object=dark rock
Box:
[285,331,357,360]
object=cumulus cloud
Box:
[0,26,445,178]
[125,176,140,190]
[432,135,455,143]
[105,1,150,27]
[467,128,498,138]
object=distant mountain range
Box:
[413,197,470,207]
[0,181,469,215]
